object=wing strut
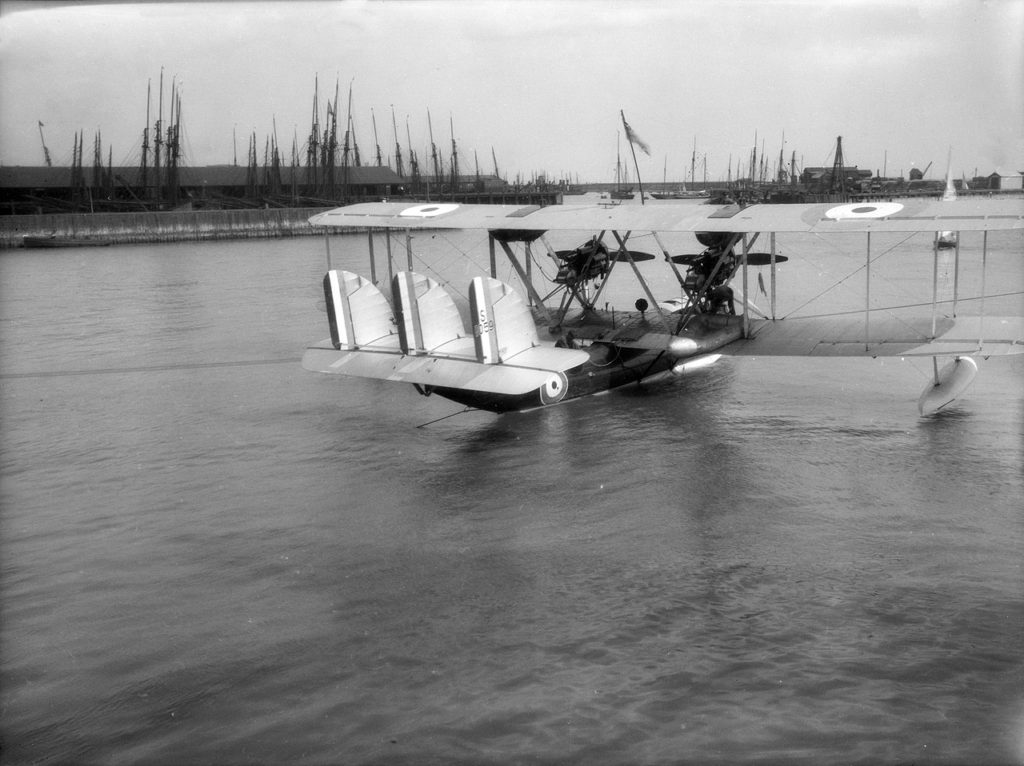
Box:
[367,230,378,284]
[865,232,871,351]
[611,230,672,333]
[490,234,554,325]
[931,233,939,339]
[737,233,766,337]
[979,231,987,347]
[651,231,689,297]
[385,229,395,283]
[952,233,961,315]
[742,235,749,339]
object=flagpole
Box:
[620,110,645,205]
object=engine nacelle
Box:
[695,231,734,249]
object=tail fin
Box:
[323,270,398,350]
[469,276,540,364]
[391,271,475,358]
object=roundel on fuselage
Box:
[539,372,569,405]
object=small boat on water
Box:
[649,147,711,200]
[23,235,112,248]
[607,132,634,199]
[649,188,709,200]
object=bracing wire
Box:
[782,231,918,319]
[392,229,486,292]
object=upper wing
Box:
[310,197,1024,234]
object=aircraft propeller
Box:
[554,249,656,262]
[670,253,788,265]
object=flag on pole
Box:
[619,110,649,204]
[621,113,650,156]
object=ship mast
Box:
[427,110,441,189]
[153,69,163,204]
[140,80,150,199]
[371,108,383,167]
[449,113,459,194]
[166,78,181,206]
[405,116,419,192]
[341,80,352,199]
[690,136,696,190]
[345,80,360,169]
[391,106,404,178]
[308,76,321,194]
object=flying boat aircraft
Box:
[301,196,1024,416]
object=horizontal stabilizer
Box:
[503,345,590,372]
[391,271,476,358]
[324,270,399,350]
[303,343,569,396]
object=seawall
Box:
[0,207,332,249]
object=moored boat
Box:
[649,188,709,200]
[23,235,113,248]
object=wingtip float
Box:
[917,356,979,416]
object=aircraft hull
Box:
[424,345,676,413]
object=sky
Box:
[0,0,1021,183]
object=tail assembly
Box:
[470,276,541,363]
[470,275,592,373]
[305,271,589,412]
[391,271,475,358]
[323,270,399,351]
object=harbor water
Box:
[1,203,1023,765]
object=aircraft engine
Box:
[695,231,734,249]
[554,239,610,285]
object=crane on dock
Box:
[829,135,846,193]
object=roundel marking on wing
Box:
[825,202,904,220]
[539,372,569,405]
[399,203,460,218]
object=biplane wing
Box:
[305,196,1024,415]
[719,314,1024,357]
[309,197,1024,234]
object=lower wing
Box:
[719,314,1023,357]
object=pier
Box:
[0,191,562,249]
[0,207,328,249]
